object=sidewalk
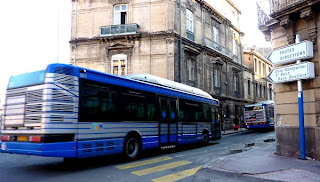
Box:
[203,139,320,181]
[221,128,247,135]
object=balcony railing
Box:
[100,23,140,36]
[186,30,194,41]
[270,0,303,14]
[203,37,233,58]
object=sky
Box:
[0,0,72,104]
[0,0,270,106]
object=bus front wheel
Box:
[124,136,141,160]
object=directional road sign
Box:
[267,62,315,83]
[267,40,313,65]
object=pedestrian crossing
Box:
[115,156,201,182]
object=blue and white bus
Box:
[0,63,220,160]
[244,101,274,129]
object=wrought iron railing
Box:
[257,2,271,27]
[203,37,233,58]
[100,23,140,36]
[270,0,303,14]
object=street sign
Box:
[267,62,315,83]
[267,40,313,65]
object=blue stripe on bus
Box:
[245,124,273,129]
[142,136,159,150]
[0,141,77,158]
[77,131,158,135]
[103,127,158,129]
[42,128,89,130]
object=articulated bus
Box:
[244,101,275,129]
[0,63,220,160]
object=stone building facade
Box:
[259,0,320,160]
[243,48,274,104]
[70,0,246,130]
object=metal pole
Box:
[296,34,306,160]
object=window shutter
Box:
[114,12,120,25]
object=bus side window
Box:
[203,103,210,122]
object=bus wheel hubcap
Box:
[127,138,138,157]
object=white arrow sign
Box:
[267,62,315,83]
[267,41,313,65]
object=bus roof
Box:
[245,100,274,107]
[45,63,219,105]
[125,74,214,100]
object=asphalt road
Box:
[0,130,276,182]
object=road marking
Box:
[115,156,173,170]
[152,166,202,182]
[131,161,192,176]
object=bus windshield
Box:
[8,70,46,89]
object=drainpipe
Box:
[179,0,183,83]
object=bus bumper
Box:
[0,141,77,158]
[245,124,273,129]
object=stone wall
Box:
[263,1,320,159]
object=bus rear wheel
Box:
[124,136,140,160]
[202,132,209,144]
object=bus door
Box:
[159,97,178,146]
[211,106,220,139]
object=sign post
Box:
[296,35,306,160]
[267,34,314,160]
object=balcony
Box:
[203,38,233,59]
[270,0,304,14]
[100,23,140,37]
[186,30,194,41]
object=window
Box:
[269,87,272,100]
[187,59,195,81]
[225,105,230,118]
[213,26,219,43]
[112,54,127,76]
[80,81,118,121]
[79,80,157,122]
[259,84,262,97]
[186,9,194,41]
[234,74,239,92]
[247,80,251,95]
[114,4,127,25]
[214,68,221,87]
[254,59,257,73]
[186,9,193,33]
[255,83,258,97]
[233,39,237,55]
[263,86,266,98]
[179,99,204,123]
[259,61,261,74]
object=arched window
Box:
[111,54,127,76]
